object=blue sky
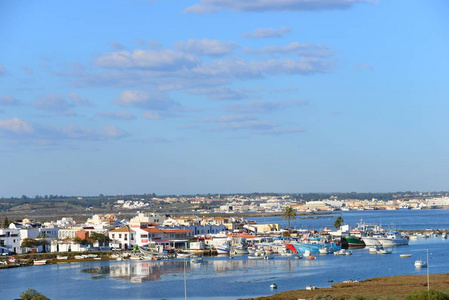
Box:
[1,0,449,197]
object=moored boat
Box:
[33,260,47,266]
[414,260,427,268]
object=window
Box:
[112,234,115,238]
[119,234,122,239]
[124,234,128,241]
[131,234,134,241]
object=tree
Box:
[90,232,110,246]
[20,288,50,300]
[334,216,344,229]
[282,206,296,229]
[3,217,10,228]
[21,238,40,248]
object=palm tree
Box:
[282,206,296,229]
[334,216,344,229]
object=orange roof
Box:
[142,228,163,233]
[163,229,192,233]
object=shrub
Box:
[404,289,449,300]
[313,294,337,300]
[20,288,50,300]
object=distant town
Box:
[1,191,449,257]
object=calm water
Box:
[1,210,449,300]
[253,208,449,230]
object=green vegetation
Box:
[333,216,344,229]
[282,206,296,229]
[405,289,449,300]
[20,288,49,300]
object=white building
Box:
[0,228,21,254]
[129,212,165,228]
[109,227,136,250]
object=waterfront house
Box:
[109,227,136,250]
[0,228,21,254]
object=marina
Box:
[1,210,449,299]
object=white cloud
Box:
[97,110,136,120]
[143,111,162,119]
[193,57,332,77]
[113,90,178,111]
[0,118,34,135]
[246,42,332,57]
[95,49,201,71]
[174,39,236,56]
[226,99,306,113]
[33,94,75,114]
[67,93,94,106]
[185,0,371,14]
[241,27,291,38]
[0,118,128,143]
[0,95,22,106]
[187,86,251,100]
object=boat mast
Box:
[184,258,187,300]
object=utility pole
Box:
[427,249,430,291]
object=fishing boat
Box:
[362,232,409,247]
[56,255,68,260]
[216,241,231,254]
[289,236,341,254]
[400,254,412,258]
[343,234,366,248]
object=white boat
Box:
[216,242,231,254]
[409,235,418,240]
[400,254,412,258]
[369,245,380,253]
[74,255,84,259]
[377,248,392,254]
[414,260,427,268]
[129,256,142,260]
[116,257,124,261]
[56,256,68,260]
[231,246,249,255]
[319,247,331,254]
[33,260,47,266]
[248,254,263,259]
[442,233,447,239]
[176,253,191,259]
[362,232,409,247]
[334,249,352,256]
[270,283,277,289]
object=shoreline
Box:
[243,273,449,300]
